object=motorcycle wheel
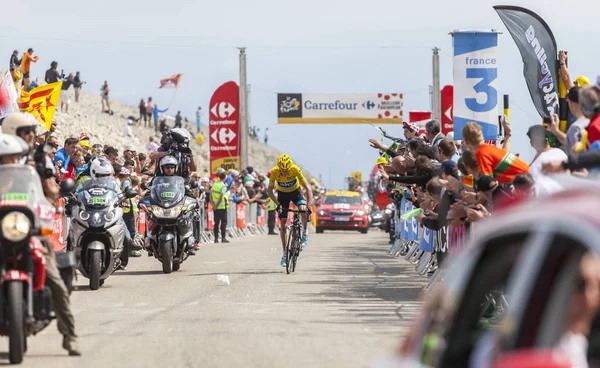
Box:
[89,250,102,290]
[161,241,173,274]
[7,282,24,364]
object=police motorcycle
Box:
[68,158,137,290]
[142,155,198,274]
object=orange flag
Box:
[17,81,62,131]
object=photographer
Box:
[149,128,197,180]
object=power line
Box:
[0,35,436,50]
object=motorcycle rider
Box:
[0,112,81,356]
[146,155,197,255]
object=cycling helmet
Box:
[277,154,293,170]
[0,135,29,157]
[90,157,114,180]
[1,112,37,135]
[160,155,178,169]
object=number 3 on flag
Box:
[465,68,498,113]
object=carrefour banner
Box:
[452,30,500,141]
[277,93,403,124]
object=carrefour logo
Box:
[363,101,376,110]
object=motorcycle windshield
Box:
[0,164,55,229]
[151,176,185,207]
[79,177,121,209]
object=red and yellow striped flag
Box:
[17,81,62,131]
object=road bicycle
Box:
[286,208,304,274]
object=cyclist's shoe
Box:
[280,254,287,267]
[301,234,309,248]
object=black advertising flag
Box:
[494,6,559,118]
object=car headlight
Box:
[318,210,326,216]
[2,212,31,242]
[355,210,365,216]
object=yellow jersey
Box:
[269,164,306,193]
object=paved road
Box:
[9,230,426,368]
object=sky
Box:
[2,0,600,189]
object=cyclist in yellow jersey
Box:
[268,154,313,267]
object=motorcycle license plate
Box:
[334,217,349,222]
[91,197,106,206]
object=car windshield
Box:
[150,176,185,206]
[323,195,362,205]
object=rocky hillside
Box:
[49,92,311,178]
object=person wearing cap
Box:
[226,169,239,189]
[20,48,38,88]
[123,147,141,174]
[403,121,419,139]
[547,86,590,154]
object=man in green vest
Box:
[266,197,277,235]
[211,172,230,243]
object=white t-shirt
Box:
[529,148,568,197]
[556,332,589,368]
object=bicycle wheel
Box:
[286,228,294,274]
[291,237,299,272]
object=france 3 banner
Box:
[419,227,435,253]
[277,93,403,124]
[494,6,559,118]
[452,30,500,141]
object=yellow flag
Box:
[17,81,62,131]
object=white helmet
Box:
[0,134,29,157]
[1,112,37,135]
[160,155,178,169]
[90,157,114,180]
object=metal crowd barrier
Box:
[50,198,272,252]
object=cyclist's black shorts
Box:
[277,188,306,219]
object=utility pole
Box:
[247,84,252,141]
[432,47,441,122]
[429,85,433,112]
[239,47,248,170]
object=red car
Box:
[315,191,368,234]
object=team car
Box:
[315,191,369,234]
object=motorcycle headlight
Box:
[151,206,164,217]
[384,209,392,215]
[166,206,183,218]
[355,210,365,216]
[2,212,31,242]
[104,210,116,222]
[80,210,90,221]
[89,212,105,227]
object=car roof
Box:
[325,190,360,197]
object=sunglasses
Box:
[18,126,36,135]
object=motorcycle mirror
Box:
[190,181,198,189]
[59,179,75,196]
[125,189,138,199]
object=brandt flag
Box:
[494,5,559,118]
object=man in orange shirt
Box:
[20,48,39,88]
[462,122,529,184]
